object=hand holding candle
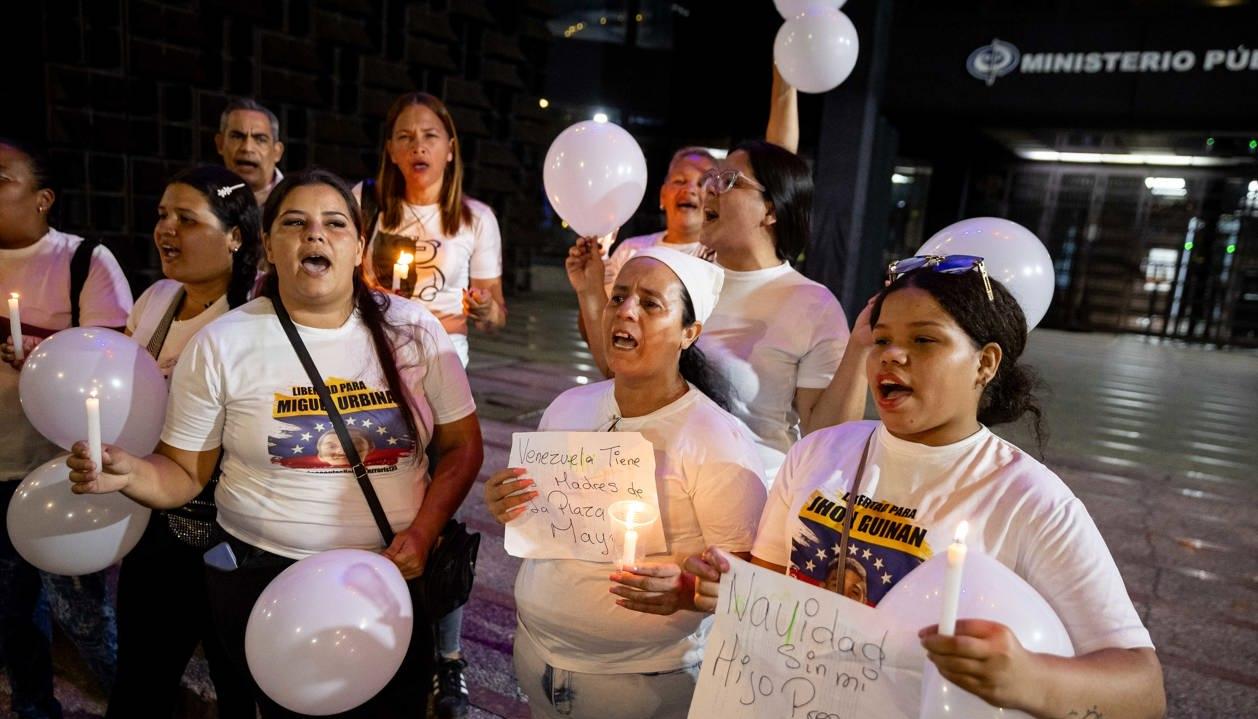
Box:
[8,293,23,361]
[938,520,969,636]
[86,388,102,472]
[392,251,414,292]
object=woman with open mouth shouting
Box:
[684,258,1166,719]
[107,165,261,718]
[484,248,768,719]
[355,92,507,369]
[692,140,853,483]
[66,169,484,718]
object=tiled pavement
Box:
[9,292,1257,718]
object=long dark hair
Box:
[870,269,1046,447]
[375,92,472,237]
[260,168,422,445]
[166,165,261,308]
[734,139,812,262]
[678,288,732,411]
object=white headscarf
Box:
[629,247,724,324]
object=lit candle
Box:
[621,504,639,568]
[938,520,969,636]
[8,293,22,361]
[392,251,413,292]
[86,389,102,472]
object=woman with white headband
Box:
[484,247,767,719]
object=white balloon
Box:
[18,327,167,454]
[879,551,1074,719]
[543,120,648,238]
[915,217,1055,330]
[245,549,414,715]
[773,0,847,20]
[773,7,860,93]
[6,454,150,576]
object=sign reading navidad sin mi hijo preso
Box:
[689,553,925,719]
[505,432,664,561]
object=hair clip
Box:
[216,183,247,198]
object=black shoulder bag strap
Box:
[145,287,186,360]
[69,239,102,327]
[836,428,878,573]
[272,296,396,546]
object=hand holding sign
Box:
[504,432,663,562]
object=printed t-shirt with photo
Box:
[161,295,476,560]
[514,381,767,675]
[697,261,848,483]
[127,279,229,378]
[752,420,1153,656]
[0,229,132,481]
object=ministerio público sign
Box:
[967,38,1258,86]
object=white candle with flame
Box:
[938,520,969,636]
[392,251,414,292]
[621,504,639,568]
[8,293,22,361]
[86,389,102,472]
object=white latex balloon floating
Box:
[245,549,414,715]
[915,217,1055,331]
[6,454,151,576]
[18,327,167,454]
[879,551,1074,719]
[543,120,648,238]
[773,0,846,20]
[773,6,860,93]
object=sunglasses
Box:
[699,169,766,196]
[886,254,994,302]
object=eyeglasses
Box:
[886,254,994,302]
[699,169,766,196]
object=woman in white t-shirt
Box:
[686,259,1166,717]
[696,140,851,480]
[68,169,484,719]
[354,91,506,368]
[483,248,767,719]
[107,165,261,718]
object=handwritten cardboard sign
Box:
[505,432,665,561]
[689,553,916,719]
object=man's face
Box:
[215,110,284,193]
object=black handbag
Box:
[272,295,479,619]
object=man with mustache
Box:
[215,98,285,206]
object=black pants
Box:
[106,515,256,718]
[204,532,434,719]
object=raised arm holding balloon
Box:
[684,253,1165,718]
[66,169,484,718]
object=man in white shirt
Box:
[215,98,285,206]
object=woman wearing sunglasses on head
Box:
[680,256,1165,718]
